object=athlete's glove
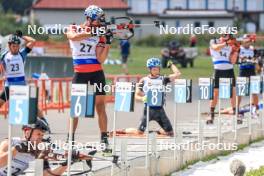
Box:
[105,30,113,45]
[15,140,33,153]
[167,60,174,68]
[15,30,23,38]
[61,150,80,166]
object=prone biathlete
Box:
[0,119,91,176]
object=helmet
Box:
[169,41,180,49]
[8,34,21,45]
[146,57,161,68]
[84,5,104,21]
[220,27,234,40]
[22,118,50,133]
[242,34,256,42]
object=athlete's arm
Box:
[43,153,91,176]
[96,37,110,63]
[44,166,67,176]
[0,140,18,168]
[210,39,226,51]
[66,26,92,41]
[135,78,145,102]
[168,64,181,82]
[23,36,36,49]
[0,54,5,77]
[230,46,239,64]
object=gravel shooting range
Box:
[1,0,264,176]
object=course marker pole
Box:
[67,118,73,176]
[261,73,264,135]
[112,82,135,175]
[234,95,238,141]
[249,76,261,138]
[7,124,12,176]
[145,79,163,169]
[197,100,202,144]
[145,105,150,169]
[198,78,213,149]
[218,78,232,143]
[150,133,159,175]
[35,159,44,176]
[7,85,38,176]
[262,89,264,136]
[173,103,177,160]
[217,98,221,144]
[249,93,252,138]
[111,111,117,176]
[121,139,128,176]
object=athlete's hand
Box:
[142,96,147,103]
[105,30,113,44]
[15,30,23,38]
[61,150,80,166]
[15,140,32,153]
[167,60,174,68]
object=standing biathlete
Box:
[0,33,50,131]
[66,5,112,148]
[208,33,240,124]
[135,58,181,136]
[237,34,259,118]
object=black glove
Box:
[105,30,113,45]
[15,30,23,38]
[61,150,80,166]
[15,141,32,153]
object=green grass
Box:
[246,166,264,176]
[104,46,213,80]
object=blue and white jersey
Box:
[210,39,233,70]
[139,75,171,108]
[0,47,31,86]
[140,75,164,95]
[0,138,35,176]
[239,46,255,69]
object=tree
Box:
[1,0,33,15]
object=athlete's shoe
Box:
[251,111,259,119]
[237,118,243,124]
[100,135,112,155]
[206,119,214,125]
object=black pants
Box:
[239,68,256,77]
[213,69,236,88]
[138,107,173,132]
[72,70,106,95]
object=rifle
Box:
[90,16,160,40]
[36,137,120,175]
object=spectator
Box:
[190,34,197,47]
[119,38,130,75]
